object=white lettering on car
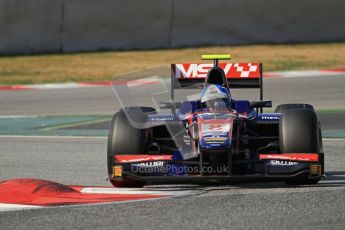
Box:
[261,116,280,120]
[269,160,299,166]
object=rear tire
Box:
[275,103,314,113]
[107,107,155,187]
[279,108,323,185]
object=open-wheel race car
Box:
[107,55,324,187]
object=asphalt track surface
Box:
[0,74,344,116]
[0,74,344,229]
[0,137,344,230]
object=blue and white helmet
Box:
[200,84,231,111]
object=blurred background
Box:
[1,0,345,86]
[1,0,345,54]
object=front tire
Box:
[107,107,155,187]
[279,108,323,185]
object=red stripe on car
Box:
[114,155,172,163]
[259,153,318,162]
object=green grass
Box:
[316,109,345,114]
[1,42,345,85]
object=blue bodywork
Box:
[148,100,280,123]
[146,99,280,164]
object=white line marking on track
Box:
[268,71,345,78]
[0,203,41,212]
[323,138,345,141]
[0,115,38,119]
[80,187,179,195]
[321,180,345,184]
[28,83,102,90]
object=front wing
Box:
[111,153,323,182]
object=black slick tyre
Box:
[279,108,323,185]
[107,107,155,187]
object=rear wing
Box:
[170,63,263,104]
[172,63,262,89]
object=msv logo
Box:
[260,116,280,120]
[174,63,259,79]
[175,63,218,78]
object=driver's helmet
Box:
[200,84,232,112]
